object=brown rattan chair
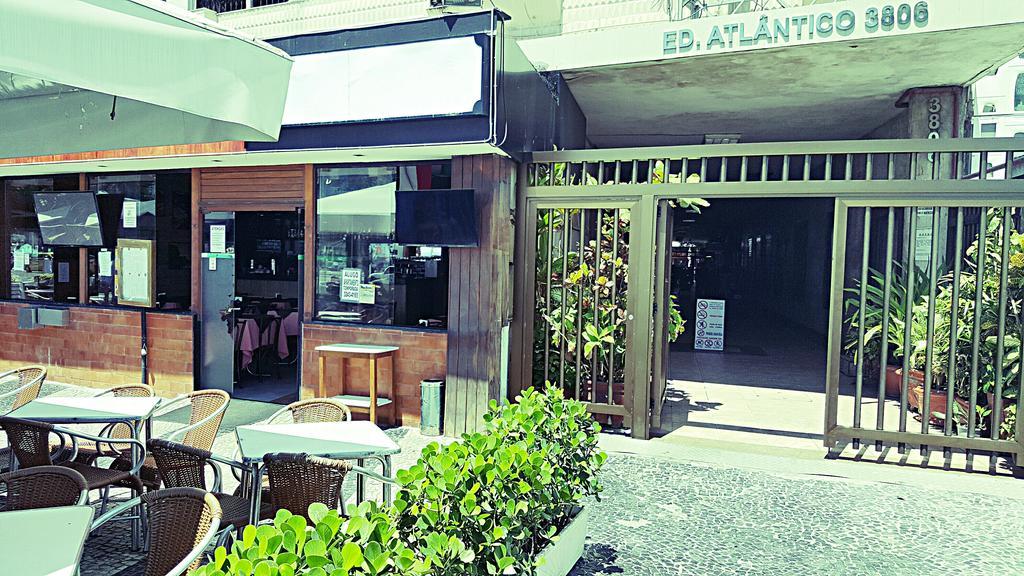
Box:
[72,383,156,465]
[148,438,267,543]
[92,487,222,576]
[0,465,88,510]
[268,397,352,425]
[0,365,47,412]
[0,366,47,472]
[0,416,144,510]
[262,453,352,521]
[113,389,230,490]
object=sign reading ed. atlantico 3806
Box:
[663,1,930,55]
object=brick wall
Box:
[301,323,447,427]
[0,303,193,397]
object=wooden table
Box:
[315,344,398,424]
[235,421,401,524]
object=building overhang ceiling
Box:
[519,0,1024,147]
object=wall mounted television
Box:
[395,189,478,247]
[33,191,106,247]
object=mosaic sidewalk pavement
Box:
[569,454,1024,576]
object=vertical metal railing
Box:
[531,204,633,414]
[837,201,1023,464]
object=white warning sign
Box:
[694,299,725,351]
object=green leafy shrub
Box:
[393,386,606,576]
[193,502,424,576]
[196,386,606,575]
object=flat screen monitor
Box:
[395,189,478,247]
[33,192,105,247]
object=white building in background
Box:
[972,54,1024,137]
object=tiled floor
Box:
[656,310,1013,474]
[3,379,1021,576]
[659,309,900,447]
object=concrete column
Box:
[898,86,969,275]
[898,85,970,179]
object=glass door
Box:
[199,211,236,393]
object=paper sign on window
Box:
[340,268,362,303]
[122,201,138,229]
[358,284,376,305]
[210,225,227,254]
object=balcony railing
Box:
[196,0,289,13]
[659,0,840,22]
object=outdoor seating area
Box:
[0,367,401,576]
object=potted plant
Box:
[844,262,929,398]
[394,386,606,576]
[928,209,1023,438]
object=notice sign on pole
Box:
[694,299,725,351]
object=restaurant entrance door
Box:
[199,210,303,403]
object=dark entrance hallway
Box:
[656,197,849,446]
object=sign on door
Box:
[694,299,725,351]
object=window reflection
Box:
[315,164,450,328]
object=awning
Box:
[0,0,292,159]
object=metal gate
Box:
[827,200,1024,465]
[512,139,1024,453]
[518,198,655,435]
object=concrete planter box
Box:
[535,507,588,576]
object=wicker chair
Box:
[0,366,46,412]
[92,487,222,576]
[262,453,352,521]
[72,384,156,465]
[148,438,266,543]
[268,398,352,425]
[113,389,230,490]
[0,417,144,510]
[0,366,47,472]
[0,465,88,511]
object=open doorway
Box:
[200,210,302,404]
[656,198,836,447]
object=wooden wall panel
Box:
[197,165,305,212]
[444,155,516,436]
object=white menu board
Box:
[121,247,149,302]
[694,299,725,351]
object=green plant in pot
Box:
[844,261,931,398]
[928,210,1023,439]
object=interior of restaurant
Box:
[229,211,303,404]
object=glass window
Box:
[981,123,998,137]
[88,172,192,309]
[5,175,81,302]
[1016,74,1024,111]
[315,163,451,328]
[2,172,191,308]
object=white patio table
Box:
[0,505,94,576]
[8,396,162,549]
[234,421,401,524]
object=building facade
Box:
[3,0,1024,459]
